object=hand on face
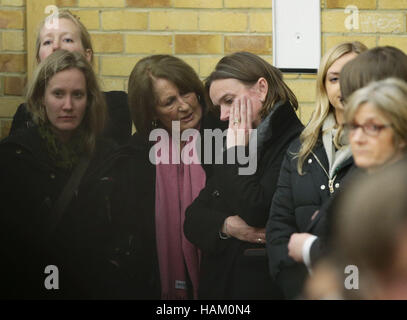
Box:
[226,96,254,148]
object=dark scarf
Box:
[38,124,85,170]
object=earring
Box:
[152,119,158,128]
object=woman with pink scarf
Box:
[121,55,226,299]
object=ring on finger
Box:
[257,238,262,243]
[233,118,240,125]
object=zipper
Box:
[310,151,338,194]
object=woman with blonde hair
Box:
[8,9,131,144]
[266,41,367,299]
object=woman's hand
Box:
[226,96,253,148]
[288,233,313,262]
[222,215,265,244]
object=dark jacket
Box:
[8,91,132,145]
[266,137,354,299]
[110,110,228,299]
[183,102,304,299]
[0,127,151,299]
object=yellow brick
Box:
[150,11,198,31]
[4,76,26,95]
[180,57,200,75]
[250,12,273,33]
[0,10,24,29]
[378,36,407,54]
[2,0,24,5]
[0,97,25,117]
[101,56,141,76]
[199,57,221,78]
[283,74,300,80]
[79,0,125,7]
[101,11,148,30]
[200,12,247,32]
[100,77,126,91]
[56,0,77,6]
[299,103,316,125]
[126,0,171,7]
[174,0,222,8]
[0,54,26,72]
[2,31,25,51]
[91,33,124,53]
[379,0,407,9]
[224,0,272,8]
[324,36,376,54]
[71,10,100,30]
[126,35,173,54]
[92,56,100,74]
[359,13,404,33]
[322,11,348,32]
[285,80,316,103]
[326,0,376,9]
[225,36,272,55]
[301,74,318,80]
[175,35,222,54]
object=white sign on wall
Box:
[273,0,321,73]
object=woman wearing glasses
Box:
[304,77,407,300]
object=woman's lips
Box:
[180,113,193,122]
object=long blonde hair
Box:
[296,42,367,174]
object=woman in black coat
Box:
[183,52,304,299]
[0,50,139,299]
[8,10,131,145]
[265,42,367,299]
[122,54,227,300]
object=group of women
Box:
[1,9,407,300]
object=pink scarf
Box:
[154,130,205,299]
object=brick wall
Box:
[0,0,406,139]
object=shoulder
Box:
[103,91,128,109]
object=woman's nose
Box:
[220,105,230,121]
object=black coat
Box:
[266,137,354,299]
[0,127,151,299]
[8,91,132,145]
[183,102,304,299]
[109,111,228,299]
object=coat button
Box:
[308,158,312,164]
[50,173,56,179]
[212,189,220,197]
[16,149,22,154]
[335,183,340,188]
[320,185,326,190]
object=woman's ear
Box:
[84,49,93,63]
[256,77,268,103]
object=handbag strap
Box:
[49,155,91,232]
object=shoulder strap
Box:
[49,155,91,232]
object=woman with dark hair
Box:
[0,50,136,299]
[9,10,131,145]
[183,51,304,299]
[121,54,226,299]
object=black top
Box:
[184,101,304,299]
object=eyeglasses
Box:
[344,122,392,137]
